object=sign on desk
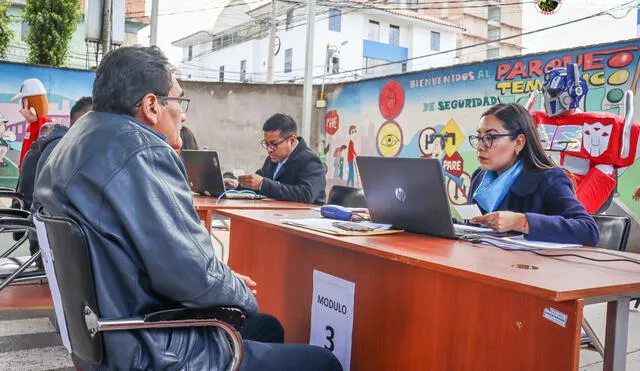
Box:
[310,270,355,371]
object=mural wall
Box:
[321,39,640,216]
[0,62,94,188]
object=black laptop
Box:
[357,156,490,239]
[182,150,265,199]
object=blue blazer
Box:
[468,166,599,246]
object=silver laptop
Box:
[357,156,490,239]
[182,150,265,199]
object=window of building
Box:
[222,34,232,47]
[488,6,501,21]
[389,25,400,46]
[430,31,440,51]
[240,60,247,81]
[188,46,193,61]
[368,20,380,41]
[219,66,225,82]
[286,9,294,30]
[21,22,29,41]
[329,9,341,32]
[487,48,499,59]
[488,26,500,41]
[284,48,293,73]
[212,37,221,50]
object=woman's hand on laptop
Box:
[470,211,528,233]
[238,174,263,190]
[224,178,239,190]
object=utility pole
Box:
[101,0,112,58]
[301,0,316,141]
[150,0,159,46]
[266,0,278,83]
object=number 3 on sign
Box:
[310,271,355,371]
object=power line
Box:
[274,0,640,82]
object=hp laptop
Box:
[182,150,265,199]
[357,156,489,239]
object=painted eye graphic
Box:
[381,134,400,147]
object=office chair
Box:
[22,209,244,370]
[581,214,632,357]
[0,188,47,291]
[327,185,367,208]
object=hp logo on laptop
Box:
[394,187,406,203]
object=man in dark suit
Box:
[237,114,326,204]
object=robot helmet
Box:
[541,63,588,117]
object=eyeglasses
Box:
[468,133,515,149]
[260,135,293,150]
[157,96,190,113]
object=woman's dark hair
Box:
[481,103,555,171]
[92,46,172,116]
[180,126,199,150]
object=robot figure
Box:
[527,63,640,214]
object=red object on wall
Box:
[379,80,405,119]
[324,110,340,135]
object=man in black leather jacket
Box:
[34,46,341,371]
[236,113,326,205]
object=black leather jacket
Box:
[34,111,257,370]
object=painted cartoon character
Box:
[0,114,16,168]
[347,125,358,187]
[11,78,52,168]
[527,63,640,214]
[333,144,347,180]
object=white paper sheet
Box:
[453,204,483,220]
[310,270,355,371]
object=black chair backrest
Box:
[36,208,104,363]
[592,215,631,251]
[327,185,367,208]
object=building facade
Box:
[173,1,463,83]
[422,0,523,63]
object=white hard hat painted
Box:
[11,78,47,101]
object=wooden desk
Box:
[220,209,640,371]
[192,195,311,231]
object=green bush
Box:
[24,0,80,66]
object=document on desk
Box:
[281,218,401,236]
[310,270,355,371]
[453,204,483,220]
[473,235,581,249]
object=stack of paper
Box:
[467,234,581,249]
[280,218,400,236]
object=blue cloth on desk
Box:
[468,166,599,246]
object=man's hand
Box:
[223,178,239,190]
[235,272,257,295]
[633,186,640,201]
[238,174,263,190]
[470,211,528,233]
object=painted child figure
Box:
[0,114,16,167]
[11,78,52,168]
[528,63,640,214]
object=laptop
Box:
[357,156,491,239]
[182,150,265,199]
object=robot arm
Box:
[621,90,634,159]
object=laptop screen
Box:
[182,150,226,196]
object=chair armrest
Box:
[144,307,245,330]
[0,191,24,210]
[0,208,31,219]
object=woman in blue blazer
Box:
[467,103,599,246]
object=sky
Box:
[521,0,638,55]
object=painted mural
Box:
[320,38,640,216]
[0,62,94,188]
